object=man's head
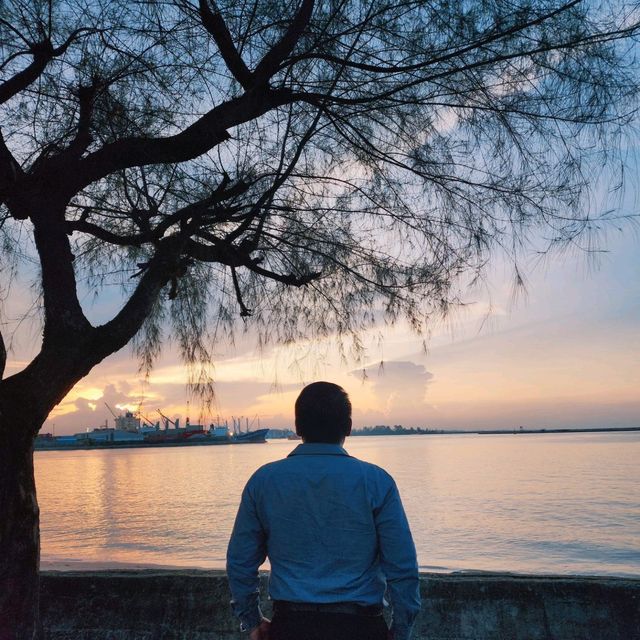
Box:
[295,381,352,444]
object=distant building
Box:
[114,411,141,431]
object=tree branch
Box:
[31,208,92,344]
[198,0,253,89]
[253,0,315,84]
[72,87,293,193]
[184,237,320,286]
[243,260,321,287]
[0,329,6,381]
[0,129,24,201]
[0,41,53,106]
[230,265,252,316]
[65,82,99,157]
[0,29,98,106]
[226,104,324,248]
[67,218,149,246]
[93,236,183,356]
[66,176,253,245]
[292,19,640,111]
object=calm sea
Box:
[35,432,640,576]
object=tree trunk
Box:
[0,334,142,638]
[0,414,41,640]
[0,202,173,638]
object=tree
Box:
[0,0,638,635]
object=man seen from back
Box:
[226,381,421,640]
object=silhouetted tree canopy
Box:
[1,0,639,386]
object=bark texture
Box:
[0,398,44,640]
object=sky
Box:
[4,213,637,436]
[0,4,637,438]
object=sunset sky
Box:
[4,209,637,436]
[0,3,636,439]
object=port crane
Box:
[157,409,176,430]
[104,402,119,425]
[135,400,156,429]
[138,414,156,428]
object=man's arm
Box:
[226,478,268,634]
[374,476,421,640]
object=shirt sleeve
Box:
[374,475,421,640]
[226,476,267,632]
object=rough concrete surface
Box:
[39,571,640,640]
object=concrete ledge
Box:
[40,570,640,639]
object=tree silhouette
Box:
[0,0,638,635]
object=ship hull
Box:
[35,429,270,452]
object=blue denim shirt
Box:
[226,443,421,639]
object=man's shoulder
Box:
[245,456,298,485]
[248,458,287,480]
[348,455,396,484]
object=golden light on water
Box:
[36,433,640,575]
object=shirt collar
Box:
[287,442,350,457]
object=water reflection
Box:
[36,432,640,576]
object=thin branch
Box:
[282,0,582,76]
[230,265,252,316]
[67,175,253,245]
[226,104,324,247]
[293,22,640,110]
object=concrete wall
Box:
[40,570,640,640]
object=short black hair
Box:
[295,381,352,443]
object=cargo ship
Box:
[36,411,269,451]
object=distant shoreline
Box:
[473,427,640,435]
[351,426,640,436]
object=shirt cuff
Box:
[239,606,263,633]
